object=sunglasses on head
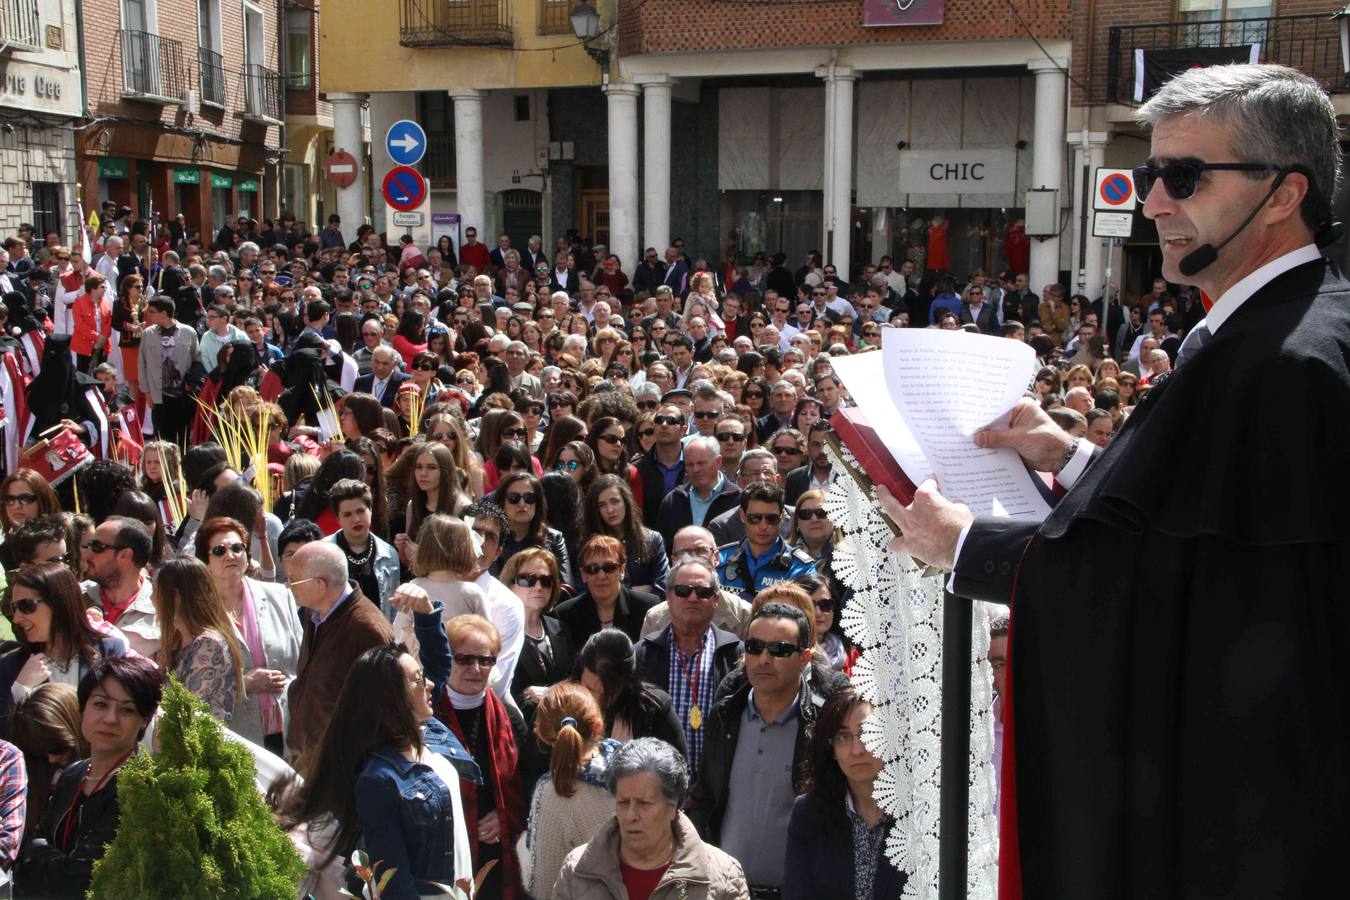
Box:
[582,561,622,576]
[797,508,829,521]
[453,653,498,669]
[210,542,247,557]
[671,584,716,600]
[4,493,37,506]
[1131,160,1290,202]
[744,638,802,658]
[746,511,781,525]
[515,574,555,589]
[505,491,537,505]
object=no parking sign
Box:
[1094,168,1137,211]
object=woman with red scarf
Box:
[435,614,527,900]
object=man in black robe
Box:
[879,64,1350,899]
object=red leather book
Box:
[829,407,919,507]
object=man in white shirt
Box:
[465,501,525,709]
[95,235,122,292]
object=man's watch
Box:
[1054,437,1081,476]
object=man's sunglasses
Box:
[654,415,683,426]
[744,639,802,658]
[746,512,782,525]
[637,400,660,411]
[715,432,745,443]
[582,561,622,576]
[693,410,720,420]
[671,584,716,600]
[772,445,802,456]
[1131,161,1289,202]
[514,574,555,588]
[86,540,126,554]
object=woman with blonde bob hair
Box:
[151,556,248,728]
[393,514,494,670]
[518,682,621,900]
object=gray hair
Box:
[684,435,720,458]
[296,541,349,588]
[207,265,229,283]
[1136,63,1340,228]
[605,737,689,804]
[668,556,719,591]
[737,447,776,475]
[634,383,662,402]
[238,241,259,255]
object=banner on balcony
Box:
[1134,44,1260,102]
[863,0,943,27]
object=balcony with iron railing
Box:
[120,29,189,103]
[400,0,512,47]
[1107,13,1348,104]
[197,47,225,107]
[0,0,41,52]
[242,64,283,124]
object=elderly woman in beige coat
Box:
[553,737,748,900]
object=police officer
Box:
[717,482,815,600]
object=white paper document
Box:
[834,329,1052,521]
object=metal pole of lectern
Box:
[938,590,972,900]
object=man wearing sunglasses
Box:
[82,517,159,658]
[656,437,741,554]
[688,602,839,898]
[708,449,793,548]
[633,558,742,778]
[716,482,814,601]
[881,64,1350,900]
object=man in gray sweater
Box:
[137,296,199,447]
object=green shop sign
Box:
[97,158,129,179]
[236,178,259,192]
[173,169,200,185]
[210,173,232,190]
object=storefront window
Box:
[722,190,822,270]
[866,208,1025,283]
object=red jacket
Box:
[459,242,491,272]
[71,292,112,357]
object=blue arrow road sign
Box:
[385,119,427,167]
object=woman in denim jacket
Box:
[276,592,481,899]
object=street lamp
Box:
[570,1,610,70]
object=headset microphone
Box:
[1177,172,1290,278]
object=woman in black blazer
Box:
[784,685,907,900]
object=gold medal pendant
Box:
[689,704,703,730]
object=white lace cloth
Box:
[826,441,999,899]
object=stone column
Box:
[1069,131,1110,300]
[825,66,856,282]
[640,77,674,260]
[367,92,418,235]
[1029,59,1067,291]
[329,92,369,231]
[605,82,641,274]
[821,73,836,254]
[450,89,486,238]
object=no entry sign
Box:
[326,151,358,188]
[382,166,427,212]
[1094,168,1137,211]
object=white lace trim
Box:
[826,441,998,899]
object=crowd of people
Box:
[0,206,1196,899]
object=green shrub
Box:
[89,677,307,899]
